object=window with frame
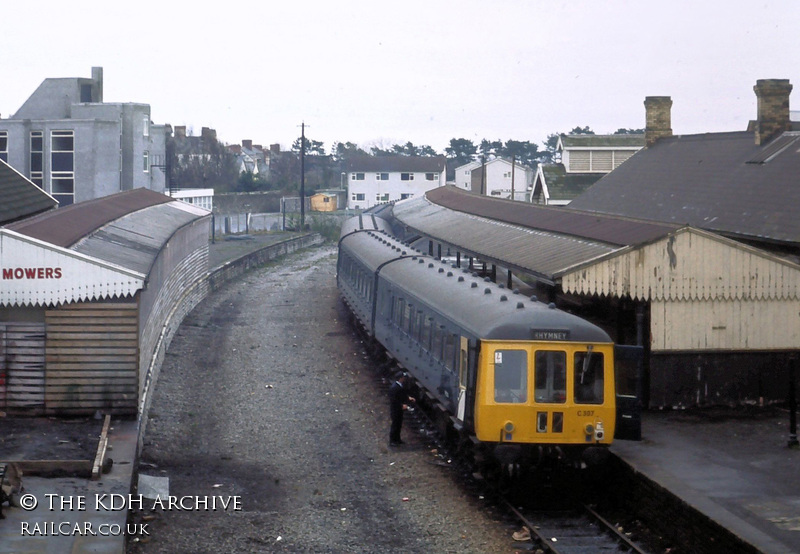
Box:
[574,349,604,404]
[143,151,150,172]
[426,172,438,181]
[376,193,389,202]
[143,116,150,137]
[376,172,389,180]
[494,349,528,404]
[30,131,43,187]
[351,172,365,180]
[352,193,365,201]
[51,130,75,206]
[400,193,413,200]
[401,172,414,181]
[534,350,566,404]
[0,131,7,163]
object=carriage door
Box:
[457,336,469,421]
[614,345,644,441]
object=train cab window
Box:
[493,350,527,404]
[574,349,604,404]
[534,350,566,404]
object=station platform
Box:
[611,406,800,554]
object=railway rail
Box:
[503,500,650,553]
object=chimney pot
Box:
[644,96,672,147]
[753,79,792,145]
[242,139,252,149]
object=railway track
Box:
[349,312,654,553]
[503,500,650,553]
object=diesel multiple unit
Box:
[337,214,618,469]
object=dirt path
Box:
[129,245,514,553]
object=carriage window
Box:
[394,299,405,326]
[493,350,527,404]
[574,349,604,404]
[432,326,443,360]
[403,304,413,334]
[415,311,425,342]
[422,316,432,350]
[535,350,566,404]
[444,334,456,371]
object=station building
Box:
[1,160,210,416]
[388,79,800,408]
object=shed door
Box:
[0,323,46,413]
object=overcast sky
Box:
[1,1,797,153]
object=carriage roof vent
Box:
[499,284,505,289]
[471,282,478,288]
[484,277,491,282]
[428,263,434,268]
[548,302,556,309]
[484,288,491,294]
[401,251,406,255]
[458,276,464,282]
[516,302,525,309]
[530,295,538,302]
[513,289,520,294]
[500,295,508,301]
[447,271,453,277]
[419,258,425,263]
[438,268,444,273]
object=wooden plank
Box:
[0,460,93,478]
[45,371,136,379]
[91,415,111,480]
[47,332,137,340]
[46,362,137,371]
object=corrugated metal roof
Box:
[424,186,678,245]
[390,187,678,283]
[6,188,173,247]
[0,159,58,224]
[392,196,618,283]
[72,200,209,275]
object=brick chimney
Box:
[201,127,216,141]
[174,126,186,138]
[753,79,792,145]
[644,96,673,147]
[242,139,252,149]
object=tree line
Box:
[168,126,643,194]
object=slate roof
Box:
[567,131,800,246]
[346,155,446,172]
[0,159,58,224]
[534,164,604,202]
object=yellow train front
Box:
[474,339,615,468]
[338,217,619,472]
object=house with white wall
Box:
[469,157,533,201]
[453,160,481,190]
[531,134,644,205]
[346,155,446,210]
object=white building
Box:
[346,155,446,210]
[453,160,481,190]
[469,157,533,201]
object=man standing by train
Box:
[389,373,415,446]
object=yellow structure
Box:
[310,193,338,212]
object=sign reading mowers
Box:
[3,267,63,279]
[1,229,145,306]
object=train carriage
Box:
[338,215,626,469]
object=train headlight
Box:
[503,421,514,441]
[584,424,594,435]
[595,422,605,441]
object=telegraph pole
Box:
[300,121,306,230]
